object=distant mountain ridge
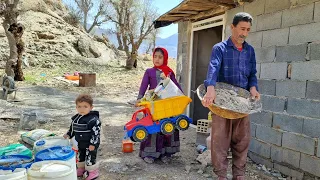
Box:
[92,27,178,58]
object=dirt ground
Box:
[0,59,281,180]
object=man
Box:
[202,12,260,180]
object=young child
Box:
[64,94,101,180]
[136,47,182,164]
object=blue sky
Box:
[63,0,181,39]
[153,0,181,38]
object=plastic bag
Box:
[33,136,70,154]
[0,144,32,158]
[154,78,184,99]
[21,129,55,146]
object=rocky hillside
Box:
[0,0,121,68]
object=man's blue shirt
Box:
[204,37,258,91]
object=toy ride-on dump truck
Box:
[124,96,193,142]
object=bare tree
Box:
[145,27,159,54]
[106,0,158,69]
[71,0,109,33]
[1,0,25,81]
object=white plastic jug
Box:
[0,168,27,180]
[71,137,78,150]
[33,136,70,153]
[27,161,77,180]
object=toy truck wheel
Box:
[130,136,136,142]
[161,121,175,135]
[176,118,190,131]
[132,127,148,142]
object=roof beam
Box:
[208,0,235,4]
[184,5,229,21]
[172,10,199,14]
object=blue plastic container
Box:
[35,146,75,162]
[0,155,33,170]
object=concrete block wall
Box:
[177,21,192,92]
[224,0,320,178]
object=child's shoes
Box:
[77,162,85,177]
[84,163,99,180]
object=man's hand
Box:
[202,86,216,107]
[250,86,260,100]
[89,145,95,151]
[63,134,70,139]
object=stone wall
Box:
[223,0,320,179]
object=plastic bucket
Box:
[35,146,76,174]
[0,155,33,171]
[27,160,77,180]
[0,168,27,180]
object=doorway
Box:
[190,25,223,124]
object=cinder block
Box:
[291,61,320,80]
[248,152,274,168]
[243,0,265,16]
[246,31,263,48]
[225,6,244,25]
[273,113,304,134]
[282,3,314,28]
[262,28,289,47]
[256,125,282,146]
[315,2,320,22]
[255,46,275,63]
[251,123,257,137]
[271,145,301,168]
[289,22,320,44]
[261,95,286,112]
[300,154,320,177]
[251,16,257,33]
[303,117,320,138]
[293,0,320,6]
[282,132,316,155]
[249,111,273,126]
[260,62,287,80]
[265,0,291,14]
[273,163,304,180]
[249,138,271,158]
[258,79,276,95]
[309,42,320,60]
[287,98,320,119]
[196,119,211,133]
[276,44,308,62]
[306,80,320,100]
[275,80,306,98]
[257,12,282,31]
